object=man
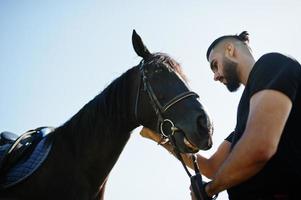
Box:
[141,31,301,199]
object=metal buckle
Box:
[160,119,179,137]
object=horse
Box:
[0,30,213,200]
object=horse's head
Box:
[132,30,213,153]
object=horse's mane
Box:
[54,67,134,139]
[54,52,186,138]
[147,52,188,82]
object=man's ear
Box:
[224,42,235,58]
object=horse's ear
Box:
[132,30,151,60]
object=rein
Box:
[169,133,218,200]
[134,60,217,200]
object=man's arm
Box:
[198,140,231,179]
[206,90,292,196]
[140,127,231,179]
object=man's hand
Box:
[190,180,214,200]
[205,181,214,198]
[140,127,161,143]
[190,185,197,200]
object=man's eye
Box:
[212,62,218,71]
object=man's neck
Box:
[239,55,256,85]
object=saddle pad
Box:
[0,136,53,188]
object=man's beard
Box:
[223,57,241,92]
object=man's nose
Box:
[213,72,221,81]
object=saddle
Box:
[0,127,54,177]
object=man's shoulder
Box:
[254,52,300,73]
[258,52,299,64]
[258,52,291,62]
[248,52,301,102]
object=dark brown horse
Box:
[0,30,213,200]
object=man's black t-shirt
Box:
[226,53,301,199]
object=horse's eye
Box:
[157,94,165,101]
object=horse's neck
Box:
[54,66,139,184]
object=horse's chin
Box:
[174,131,213,153]
[183,137,199,152]
[173,132,198,153]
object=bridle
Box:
[134,60,218,200]
[134,60,198,138]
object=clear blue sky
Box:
[0,1,300,199]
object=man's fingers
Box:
[139,127,161,142]
[189,185,197,200]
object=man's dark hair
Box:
[206,31,250,61]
